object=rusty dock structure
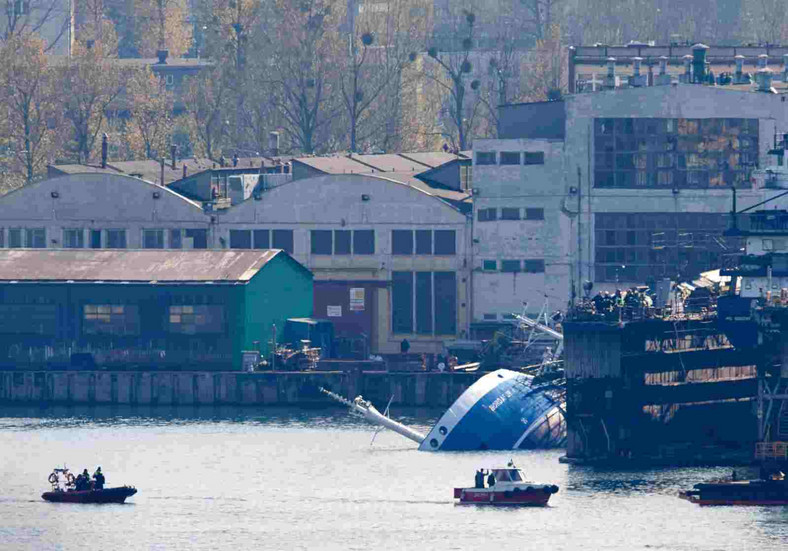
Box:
[561,299,788,467]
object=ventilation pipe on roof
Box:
[630,57,646,87]
[756,67,776,93]
[691,43,708,84]
[681,55,692,83]
[783,54,788,83]
[655,56,671,85]
[183,164,187,178]
[734,54,745,83]
[171,144,177,170]
[606,57,616,89]
[101,133,108,169]
[268,131,280,157]
[758,54,768,70]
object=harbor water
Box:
[1,405,787,551]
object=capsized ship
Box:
[320,368,566,451]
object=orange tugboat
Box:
[454,462,559,506]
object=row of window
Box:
[476,151,545,166]
[228,229,295,253]
[482,259,545,273]
[391,271,457,335]
[477,207,544,222]
[83,304,224,336]
[0,228,209,249]
[390,230,455,256]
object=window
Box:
[311,230,332,254]
[143,229,164,249]
[483,313,497,320]
[272,229,294,253]
[26,228,45,248]
[353,230,374,254]
[230,229,252,249]
[433,230,456,255]
[90,230,102,249]
[524,259,545,273]
[334,230,351,255]
[415,230,432,255]
[185,229,208,249]
[477,208,497,222]
[434,271,457,335]
[392,230,413,255]
[482,260,497,271]
[392,271,413,333]
[106,229,126,249]
[63,228,84,248]
[501,260,521,272]
[170,229,182,249]
[500,152,521,165]
[83,304,139,335]
[8,228,22,248]
[763,239,774,251]
[524,152,545,165]
[476,152,496,165]
[13,0,29,16]
[0,228,3,248]
[169,305,224,334]
[253,229,269,249]
[416,272,433,334]
[501,208,521,220]
[525,208,545,220]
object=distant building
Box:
[1,0,74,56]
[472,77,788,321]
[0,249,313,369]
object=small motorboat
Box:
[454,462,559,506]
[679,476,788,506]
[42,467,137,504]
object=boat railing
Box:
[755,441,788,461]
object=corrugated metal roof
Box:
[349,153,428,173]
[398,152,470,168]
[293,156,373,174]
[0,250,290,283]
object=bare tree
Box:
[0,34,62,183]
[59,42,124,164]
[133,0,192,57]
[127,66,176,159]
[1,0,71,52]
[184,66,230,161]
[77,0,120,56]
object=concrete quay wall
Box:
[0,371,481,408]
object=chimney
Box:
[156,49,168,64]
[679,55,691,83]
[655,56,671,85]
[101,133,108,169]
[758,54,768,70]
[734,54,745,83]
[182,164,187,179]
[630,57,646,87]
[691,43,708,83]
[606,57,616,89]
[756,67,775,93]
[783,54,788,83]
[268,131,280,156]
[160,157,165,186]
[170,144,177,170]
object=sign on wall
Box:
[327,305,342,317]
[349,288,365,311]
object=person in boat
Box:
[487,471,496,487]
[93,467,105,490]
[475,469,485,489]
[74,472,86,491]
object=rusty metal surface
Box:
[0,249,284,283]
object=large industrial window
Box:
[500,152,521,165]
[230,229,252,249]
[594,212,741,282]
[170,229,182,249]
[253,229,269,249]
[476,152,496,165]
[272,229,294,253]
[593,117,759,189]
[168,305,224,334]
[501,260,521,272]
[353,230,374,254]
[392,271,413,333]
[8,228,21,248]
[0,304,56,334]
[416,272,433,334]
[185,229,208,249]
[143,229,164,249]
[524,259,545,273]
[311,230,332,254]
[334,230,351,254]
[524,152,545,165]
[391,271,457,336]
[434,230,456,255]
[83,304,139,335]
[63,228,84,248]
[501,208,521,220]
[415,230,432,255]
[26,228,45,248]
[482,260,497,271]
[0,228,3,248]
[90,230,101,249]
[392,230,413,255]
[106,229,126,249]
[525,208,545,220]
[477,208,497,222]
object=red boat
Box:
[454,463,559,506]
[42,467,137,504]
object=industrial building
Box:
[0,249,313,370]
[472,53,788,322]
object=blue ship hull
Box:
[419,369,566,451]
